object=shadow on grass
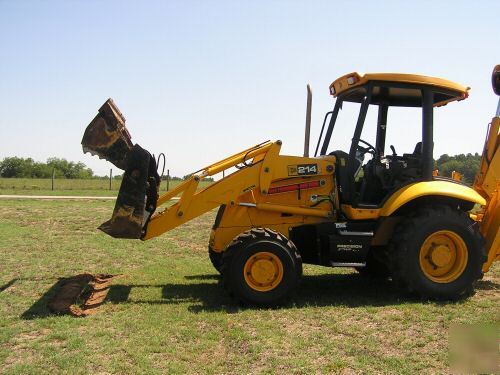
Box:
[23,273,496,317]
[105,273,411,313]
[0,278,18,293]
[474,279,499,291]
[106,284,133,303]
[103,281,238,313]
[184,274,220,281]
[21,278,66,319]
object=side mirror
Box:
[493,65,500,96]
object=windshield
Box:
[317,100,367,156]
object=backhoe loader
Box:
[82,66,500,306]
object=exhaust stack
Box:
[304,84,312,157]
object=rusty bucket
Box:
[82,99,160,239]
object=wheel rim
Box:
[244,251,284,292]
[419,230,468,283]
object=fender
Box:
[380,180,486,216]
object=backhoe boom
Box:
[474,66,500,271]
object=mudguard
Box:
[380,180,486,216]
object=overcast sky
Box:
[0,1,499,176]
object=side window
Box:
[384,106,421,156]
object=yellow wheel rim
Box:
[419,230,468,283]
[244,252,284,292]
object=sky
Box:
[0,0,499,177]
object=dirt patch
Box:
[48,273,121,316]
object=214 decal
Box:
[287,164,319,176]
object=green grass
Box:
[0,178,211,196]
[0,199,498,374]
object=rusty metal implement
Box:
[82,99,160,238]
[48,274,121,317]
[82,99,133,170]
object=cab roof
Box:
[329,72,470,107]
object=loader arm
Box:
[143,140,334,239]
[473,65,500,272]
[144,141,278,239]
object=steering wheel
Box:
[357,139,377,157]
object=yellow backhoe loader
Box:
[82,66,500,305]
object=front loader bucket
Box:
[82,99,160,239]
[82,99,133,170]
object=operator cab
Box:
[315,72,469,210]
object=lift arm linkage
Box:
[143,141,280,240]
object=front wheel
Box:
[389,206,486,300]
[208,246,222,273]
[221,228,302,306]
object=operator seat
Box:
[329,150,360,204]
[402,141,423,169]
[413,142,422,155]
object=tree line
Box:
[0,157,214,181]
[0,157,94,179]
[434,153,481,184]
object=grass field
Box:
[0,199,498,374]
[0,178,212,196]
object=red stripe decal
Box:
[268,180,321,195]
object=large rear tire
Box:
[221,228,302,306]
[355,247,390,279]
[389,205,486,300]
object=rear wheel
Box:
[355,248,391,279]
[389,205,486,300]
[221,228,302,306]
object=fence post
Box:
[51,168,55,191]
[166,169,170,191]
[109,169,113,190]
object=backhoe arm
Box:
[474,65,500,272]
